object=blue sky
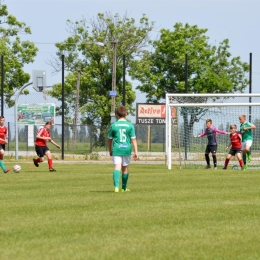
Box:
[4,0,260,100]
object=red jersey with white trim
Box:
[0,126,8,144]
[35,127,51,146]
[230,133,242,149]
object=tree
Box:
[130,23,249,100]
[0,4,38,107]
[48,12,154,146]
[130,23,249,150]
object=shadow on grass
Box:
[89,190,114,193]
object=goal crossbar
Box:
[168,103,260,107]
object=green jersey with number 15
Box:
[108,119,136,156]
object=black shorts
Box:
[205,145,217,154]
[35,145,50,157]
[229,148,242,156]
[0,144,5,150]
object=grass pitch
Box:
[1,163,260,260]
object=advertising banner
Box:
[17,103,55,125]
[136,103,177,125]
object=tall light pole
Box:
[1,55,4,116]
[61,54,65,160]
[249,52,252,122]
[122,54,126,106]
[110,41,117,123]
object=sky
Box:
[3,0,260,119]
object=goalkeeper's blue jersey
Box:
[108,119,136,156]
[200,126,226,145]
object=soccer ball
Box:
[13,165,21,173]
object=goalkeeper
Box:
[194,119,229,169]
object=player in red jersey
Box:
[223,124,244,170]
[33,122,61,172]
[0,116,10,173]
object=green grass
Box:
[1,163,260,260]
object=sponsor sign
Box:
[136,103,177,125]
[17,103,55,125]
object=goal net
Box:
[166,93,260,170]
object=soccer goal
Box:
[165,93,260,170]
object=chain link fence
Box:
[2,90,167,161]
[5,122,166,161]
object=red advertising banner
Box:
[136,103,177,125]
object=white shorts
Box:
[242,140,253,150]
[112,156,131,166]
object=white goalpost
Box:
[166,93,260,170]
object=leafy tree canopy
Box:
[129,23,250,152]
[0,4,38,107]
[129,23,249,103]
[48,12,154,146]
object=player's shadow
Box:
[89,190,114,193]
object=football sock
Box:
[242,154,247,165]
[113,170,120,188]
[0,160,6,172]
[205,154,210,165]
[48,158,53,169]
[212,155,217,167]
[224,158,230,168]
[122,173,129,190]
[35,158,41,163]
[239,159,244,168]
[247,150,251,156]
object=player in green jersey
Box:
[108,106,138,192]
[239,115,256,170]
